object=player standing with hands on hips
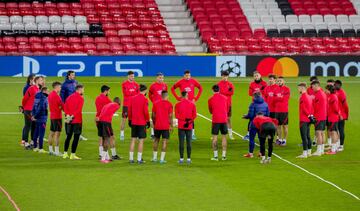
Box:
[171,70,202,140]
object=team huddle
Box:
[19,70,349,164]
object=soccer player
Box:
[128,84,150,164]
[47,82,64,156]
[151,90,173,164]
[263,74,279,119]
[274,76,290,146]
[242,92,269,158]
[171,70,202,140]
[98,97,121,163]
[149,72,168,139]
[63,84,85,160]
[326,79,335,86]
[120,71,140,141]
[311,81,327,156]
[252,112,278,164]
[217,71,235,140]
[95,85,112,159]
[31,87,49,153]
[297,83,314,158]
[21,76,45,150]
[334,80,349,151]
[208,85,229,161]
[244,71,267,140]
[307,76,319,146]
[23,74,35,96]
[175,91,197,164]
[60,70,78,102]
[325,85,341,155]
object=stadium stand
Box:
[0,0,176,55]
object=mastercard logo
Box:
[256,57,299,77]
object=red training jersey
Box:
[64,92,84,124]
[217,80,234,105]
[253,116,278,130]
[22,85,39,111]
[152,99,173,130]
[299,92,313,122]
[99,102,120,123]
[175,99,197,130]
[48,90,63,119]
[274,85,290,112]
[128,93,150,126]
[336,88,349,120]
[208,93,229,123]
[171,78,203,101]
[122,80,139,107]
[263,84,279,112]
[313,89,327,121]
[307,87,315,100]
[248,80,267,97]
[149,82,168,103]
[95,93,111,117]
[327,93,340,122]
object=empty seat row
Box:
[0,15,87,23]
[0,22,89,30]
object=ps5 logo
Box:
[95,61,143,77]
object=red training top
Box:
[327,93,340,123]
[152,99,173,130]
[248,80,267,97]
[208,93,229,123]
[95,93,111,118]
[253,116,278,130]
[171,78,203,101]
[64,92,84,124]
[22,85,39,111]
[299,92,313,122]
[48,90,63,120]
[263,84,279,112]
[128,93,149,126]
[122,80,139,107]
[149,82,168,103]
[274,85,290,113]
[99,102,120,123]
[336,88,349,120]
[217,80,234,105]
[175,99,197,130]
[313,89,327,121]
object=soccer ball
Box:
[173,119,178,128]
[220,60,242,77]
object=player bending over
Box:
[48,82,64,156]
[151,90,173,164]
[98,97,121,163]
[208,85,230,161]
[31,87,49,153]
[63,85,85,160]
[253,112,278,164]
[175,91,197,164]
[128,84,150,164]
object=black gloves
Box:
[183,118,191,128]
[228,87,233,92]
[146,121,151,129]
[128,120,132,127]
[308,115,316,124]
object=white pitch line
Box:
[196,113,360,201]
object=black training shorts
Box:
[154,130,170,139]
[131,125,147,139]
[212,123,228,135]
[50,119,62,132]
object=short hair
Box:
[253,91,261,98]
[181,91,188,97]
[327,79,335,83]
[34,76,43,82]
[335,80,342,87]
[253,71,260,75]
[26,74,35,84]
[221,71,229,76]
[76,84,84,90]
[161,90,168,98]
[297,82,307,88]
[66,71,75,79]
[311,80,320,86]
[156,72,164,76]
[268,74,277,79]
[212,84,220,92]
[127,71,134,75]
[326,84,336,93]
[113,97,120,104]
[310,76,318,82]
[278,76,284,79]
[41,87,48,92]
[184,70,191,75]
[52,81,61,88]
[101,85,110,93]
[139,84,147,92]
[256,111,264,115]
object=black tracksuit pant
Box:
[259,123,276,157]
[178,129,192,159]
[300,122,312,150]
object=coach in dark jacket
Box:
[60,71,78,102]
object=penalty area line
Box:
[197,112,360,201]
[0,185,20,211]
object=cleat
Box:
[229,135,235,140]
[243,134,249,141]
[129,160,135,164]
[222,157,227,161]
[20,140,25,146]
[338,146,344,152]
[151,135,155,140]
[63,153,69,159]
[55,152,63,157]
[266,158,272,163]
[312,141,317,146]
[260,159,266,164]
[98,155,102,160]
[312,151,322,156]
[120,135,125,141]
[159,160,167,164]
[178,159,184,164]
[275,139,282,145]
[137,159,146,164]
[38,149,48,154]
[325,151,336,155]
[100,160,110,164]
[191,134,197,141]
[296,154,308,158]
[79,135,87,141]
[151,159,157,163]
[33,148,39,152]
[211,157,219,161]
[243,153,254,158]
[186,159,191,164]
[112,155,121,160]
[281,141,286,146]
[70,154,81,160]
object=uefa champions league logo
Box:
[220,60,242,77]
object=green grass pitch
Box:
[0,76,359,210]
